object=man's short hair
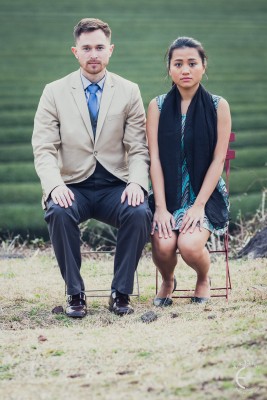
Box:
[73,18,112,43]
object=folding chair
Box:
[65,250,140,298]
[156,132,236,301]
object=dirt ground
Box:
[0,252,266,400]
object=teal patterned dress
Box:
[152,93,229,235]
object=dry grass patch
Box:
[0,253,266,399]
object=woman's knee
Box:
[152,235,177,261]
[178,237,205,261]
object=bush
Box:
[230,189,267,257]
[0,204,46,231]
[227,168,267,194]
[232,130,267,148]
[232,147,267,168]
[230,192,263,220]
[0,183,41,204]
[0,144,34,163]
[0,163,38,183]
[80,220,117,250]
[0,127,32,144]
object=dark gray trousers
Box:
[44,178,152,295]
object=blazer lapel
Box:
[70,70,94,142]
[95,71,115,143]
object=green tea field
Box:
[0,0,266,236]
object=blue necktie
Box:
[87,84,100,123]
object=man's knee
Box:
[123,203,152,226]
[45,201,79,224]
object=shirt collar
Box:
[80,72,106,91]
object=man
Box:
[32,18,152,318]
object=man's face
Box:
[71,29,114,81]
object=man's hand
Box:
[121,183,144,207]
[51,185,75,208]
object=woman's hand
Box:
[152,207,176,238]
[180,204,205,234]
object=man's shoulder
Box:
[108,72,138,89]
[45,70,79,89]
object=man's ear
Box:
[71,47,78,59]
[109,44,115,58]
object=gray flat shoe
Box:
[153,276,177,307]
[191,277,211,304]
[153,297,173,307]
[191,296,210,304]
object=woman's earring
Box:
[204,73,208,80]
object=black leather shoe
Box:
[109,291,134,316]
[153,276,177,307]
[66,292,87,318]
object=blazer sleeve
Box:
[123,84,150,192]
[32,84,65,202]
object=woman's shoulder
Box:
[155,94,167,112]
[211,94,221,110]
[210,94,230,111]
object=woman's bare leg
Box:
[178,229,211,298]
[151,232,178,297]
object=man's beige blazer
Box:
[32,69,149,207]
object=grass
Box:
[0,252,266,399]
[0,0,267,234]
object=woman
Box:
[147,37,231,306]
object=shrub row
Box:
[231,148,267,168]
[0,163,38,183]
[232,130,267,148]
[228,168,267,195]
[0,144,266,169]
[0,183,41,204]
[0,204,46,231]
[0,167,265,208]
[0,127,33,144]
[0,166,265,202]
[0,144,33,163]
[1,105,262,131]
[0,191,262,236]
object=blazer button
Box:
[94,151,98,156]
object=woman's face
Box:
[169,47,205,89]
